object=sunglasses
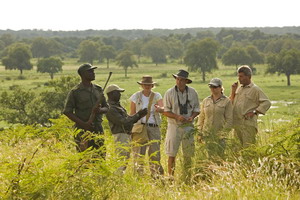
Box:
[209,85,220,88]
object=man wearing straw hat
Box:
[159,69,200,180]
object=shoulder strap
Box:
[145,92,155,123]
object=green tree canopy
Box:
[37,57,63,79]
[142,38,168,65]
[267,49,300,86]
[115,50,138,78]
[167,38,184,60]
[31,37,63,58]
[1,42,33,75]
[99,45,116,68]
[184,38,219,82]
[78,40,100,65]
[222,47,251,71]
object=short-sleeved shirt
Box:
[163,86,200,125]
[130,91,162,124]
[233,82,271,128]
[198,95,233,136]
[63,83,108,130]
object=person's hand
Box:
[154,104,164,113]
[176,115,187,122]
[244,111,256,119]
[231,82,238,93]
[137,108,148,118]
[82,121,94,131]
[186,116,194,122]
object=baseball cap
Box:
[77,63,97,75]
[106,84,125,94]
[208,78,222,87]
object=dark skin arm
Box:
[64,112,93,131]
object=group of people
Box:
[63,63,271,178]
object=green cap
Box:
[78,63,97,75]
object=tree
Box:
[142,38,168,65]
[267,49,300,86]
[2,43,33,75]
[99,45,116,68]
[245,45,264,66]
[222,47,251,71]
[78,40,99,64]
[115,50,138,78]
[184,38,219,82]
[31,37,63,59]
[37,57,63,79]
[128,39,143,63]
[167,38,184,60]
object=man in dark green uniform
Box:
[105,84,147,172]
[63,63,109,153]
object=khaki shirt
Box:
[63,83,108,130]
[163,86,200,125]
[233,82,271,128]
[198,95,233,136]
[106,100,140,134]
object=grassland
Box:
[0,60,300,199]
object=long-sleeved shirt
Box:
[106,100,140,134]
[198,95,233,137]
[233,82,271,128]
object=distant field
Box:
[0,59,299,131]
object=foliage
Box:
[142,38,168,65]
[184,38,219,82]
[37,57,63,79]
[0,76,79,126]
[222,47,251,70]
[1,42,33,74]
[267,48,300,86]
[115,50,138,77]
[99,45,116,68]
[31,37,63,58]
[78,40,100,64]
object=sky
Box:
[1,0,299,31]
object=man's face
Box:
[238,72,251,85]
[82,69,95,81]
[108,90,121,102]
[176,77,188,88]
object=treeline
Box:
[1,27,300,84]
[1,26,300,39]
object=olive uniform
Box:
[63,82,108,151]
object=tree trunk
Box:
[20,69,23,75]
[202,71,206,82]
[125,67,128,78]
[286,73,291,86]
[50,73,54,80]
[107,58,109,69]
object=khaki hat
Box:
[77,63,97,75]
[208,78,222,87]
[137,75,156,85]
[106,84,125,94]
[172,69,192,84]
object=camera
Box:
[179,103,188,115]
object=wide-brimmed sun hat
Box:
[137,75,156,85]
[172,69,192,84]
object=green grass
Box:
[1,59,300,199]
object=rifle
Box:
[87,72,112,125]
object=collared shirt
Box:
[63,83,108,129]
[163,86,200,125]
[198,95,233,136]
[233,82,271,128]
[106,100,140,134]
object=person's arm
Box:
[130,101,137,115]
[64,112,93,131]
[223,100,233,130]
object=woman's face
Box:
[209,85,222,95]
[141,84,153,91]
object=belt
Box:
[141,123,158,127]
